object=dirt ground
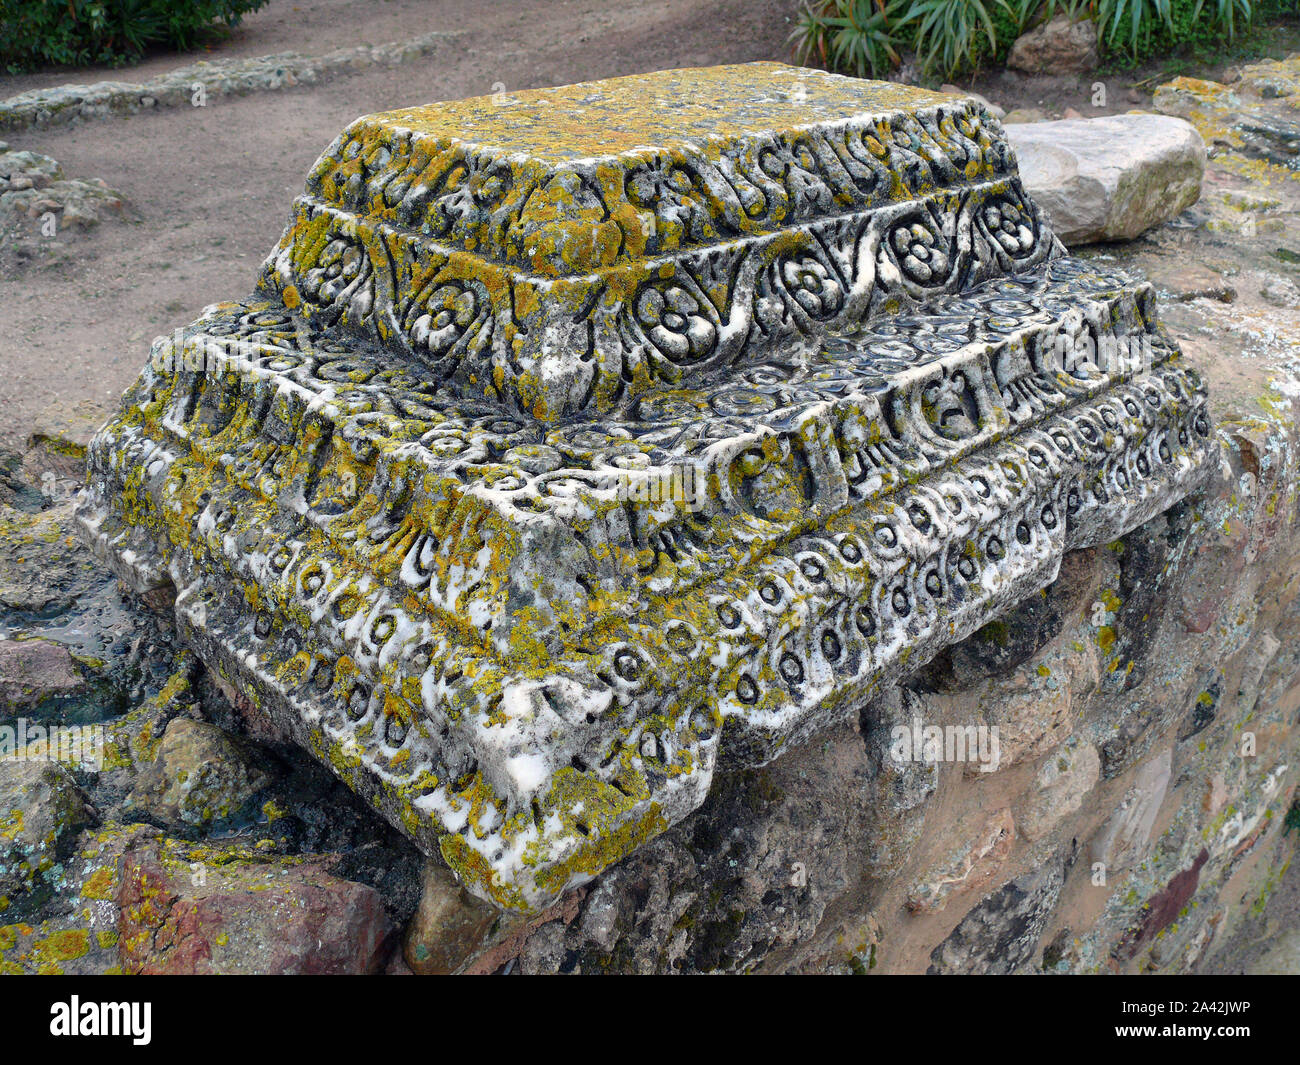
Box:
[0,0,797,448]
[5,0,1299,450]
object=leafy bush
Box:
[1086,0,1255,57]
[791,0,907,76]
[793,0,1032,80]
[901,0,1006,77]
[792,0,1287,79]
[1,0,269,74]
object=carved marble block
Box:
[78,63,1217,912]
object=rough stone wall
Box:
[499,424,1298,972]
[0,31,462,133]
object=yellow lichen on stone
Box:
[77,63,1220,915]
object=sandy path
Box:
[0,0,796,446]
[0,0,669,96]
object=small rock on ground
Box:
[1007,16,1099,76]
[1008,114,1205,244]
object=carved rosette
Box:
[79,64,1219,913]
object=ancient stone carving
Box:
[78,63,1217,912]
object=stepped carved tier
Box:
[79,64,1217,911]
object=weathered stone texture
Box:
[124,717,272,830]
[79,63,1218,918]
[115,836,392,974]
[0,761,91,910]
[0,639,87,715]
[0,31,463,133]
[0,147,126,229]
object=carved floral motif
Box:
[79,65,1218,913]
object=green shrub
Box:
[792,0,1291,79]
[790,0,908,78]
[1,0,269,74]
[792,0,1036,79]
[898,0,1008,77]
[1085,0,1256,57]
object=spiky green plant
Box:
[791,0,906,78]
[1191,0,1255,39]
[896,0,1011,77]
[792,0,1268,79]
